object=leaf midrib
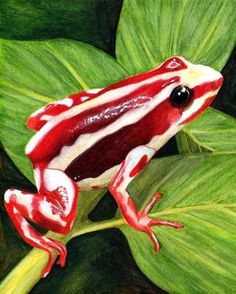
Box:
[72,202,236,239]
[0,80,54,102]
[45,42,89,90]
[150,202,236,218]
[181,128,214,152]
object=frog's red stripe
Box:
[65,97,182,182]
[27,91,98,131]
[98,56,187,94]
[28,77,179,163]
[193,77,223,99]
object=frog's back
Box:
[25,57,188,188]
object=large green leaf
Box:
[176,107,236,153]
[0,38,128,181]
[120,153,236,293]
[116,0,236,74]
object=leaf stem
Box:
[71,218,125,239]
[0,218,125,294]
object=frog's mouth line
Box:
[179,92,218,125]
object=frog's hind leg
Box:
[4,168,79,277]
[109,145,183,252]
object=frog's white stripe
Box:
[30,98,74,119]
[86,88,102,94]
[48,82,177,170]
[4,189,67,225]
[177,89,218,124]
[38,200,67,226]
[53,97,73,107]
[78,165,120,190]
[26,69,184,154]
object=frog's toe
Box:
[139,192,183,251]
[141,217,183,253]
[144,226,160,252]
[149,218,184,228]
[48,238,67,267]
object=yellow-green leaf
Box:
[116,0,236,74]
[120,154,236,293]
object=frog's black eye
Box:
[170,86,193,108]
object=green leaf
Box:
[0,38,128,182]
[176,108,236,153]
[116,0,236,74]
[120,154,236,293]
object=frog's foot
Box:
[4,189,68,277]
[4,168,79,278]
[138,193,183,252]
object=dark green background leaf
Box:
[214,48,236,117]
[0,147,34,279]
[0,0,122,54]
[31,230,161,294]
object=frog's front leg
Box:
[109,146,183,251]
[4,167,78,277]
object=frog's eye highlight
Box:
[170,86,193,108]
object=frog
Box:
[4,56,223,278]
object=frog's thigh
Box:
[4,187,73,234]
[33,168,79,230]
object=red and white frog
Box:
[4,57,223,277]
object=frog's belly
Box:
[77,164,120,190]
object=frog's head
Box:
[156,56,223,127]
